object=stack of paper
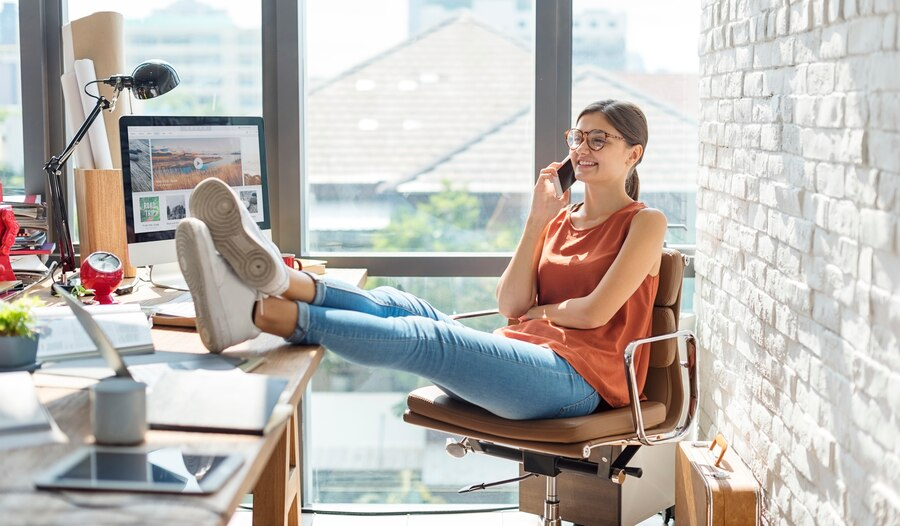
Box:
[0,372,66,451]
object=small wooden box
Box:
[74,168,135,277]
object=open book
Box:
[35,303,154,362]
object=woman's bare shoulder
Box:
[632,207,667,231]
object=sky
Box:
[68,0,699,77]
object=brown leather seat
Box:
[406,387,667,458]
[402,248,698,525]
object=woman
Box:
[176,99,667,421]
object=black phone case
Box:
[557,158,576,194]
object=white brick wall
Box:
[697,1,900,524]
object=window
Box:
[67,1,262,117]
[0,1,24,194]
[303,0,535,508]
[303,0,535,257]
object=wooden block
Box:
[74,168,136,277]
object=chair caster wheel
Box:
[445,438,467,458]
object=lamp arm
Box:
[42,94,111,274]
[44,95,110,174]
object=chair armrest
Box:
[622,329,698,446]
[450,309,500,321]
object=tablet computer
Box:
[34,446,243,494]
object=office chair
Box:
[403,248,698,526]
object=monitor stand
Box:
[149,262,188,291]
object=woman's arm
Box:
[496,164,570,318]
[523,208,668,329]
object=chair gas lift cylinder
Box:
[404,248,698,526]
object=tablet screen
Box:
[36,447,243,494]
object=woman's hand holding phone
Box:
[529,158,572,228]
[552,155,576,198]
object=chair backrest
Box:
[641,248,685,431]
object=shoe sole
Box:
[190,178,285,296]
[176,219,229,353]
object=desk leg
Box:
[254,405,301,526]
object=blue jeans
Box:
[287,276,600,420]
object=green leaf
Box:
[0,295,45,338]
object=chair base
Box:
[520,443,676,526]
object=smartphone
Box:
[552,156,576,198]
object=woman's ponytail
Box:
[626,167,640,201]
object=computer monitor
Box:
[120,115,272,289]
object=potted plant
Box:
[0,295,45,371]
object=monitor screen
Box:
[120,116,271,269]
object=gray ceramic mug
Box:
[90,379,148,445]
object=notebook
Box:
[0,372,53,435]
[52,285,288,435]
[0,371,65,452]
[146,369,288,435]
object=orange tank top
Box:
[497,201,660,408]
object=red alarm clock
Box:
[80,251,124,305]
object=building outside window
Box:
[67,1,262,117]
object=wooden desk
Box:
[0,268,367,526]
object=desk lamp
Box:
[43,59,180,285]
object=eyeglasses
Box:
[564,128,625,151]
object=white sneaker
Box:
[176,218,261,353]
[189,177,288,296]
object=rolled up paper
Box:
[63,11,130,169]
[73,59,114,170]
[60,71,96,170]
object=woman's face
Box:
[570,112,639,185]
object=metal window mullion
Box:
[533,0,572,179]
[263,0,303,255]
[20,0,65,197]
[313,254,512,278]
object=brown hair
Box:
[577,100,648,200]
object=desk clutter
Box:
[5,197,53,256]
[0,281,290,458]
[29,289,286,436]
[0,267,364,523]
[0,197,54,301]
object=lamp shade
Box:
[130,59,180,100]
